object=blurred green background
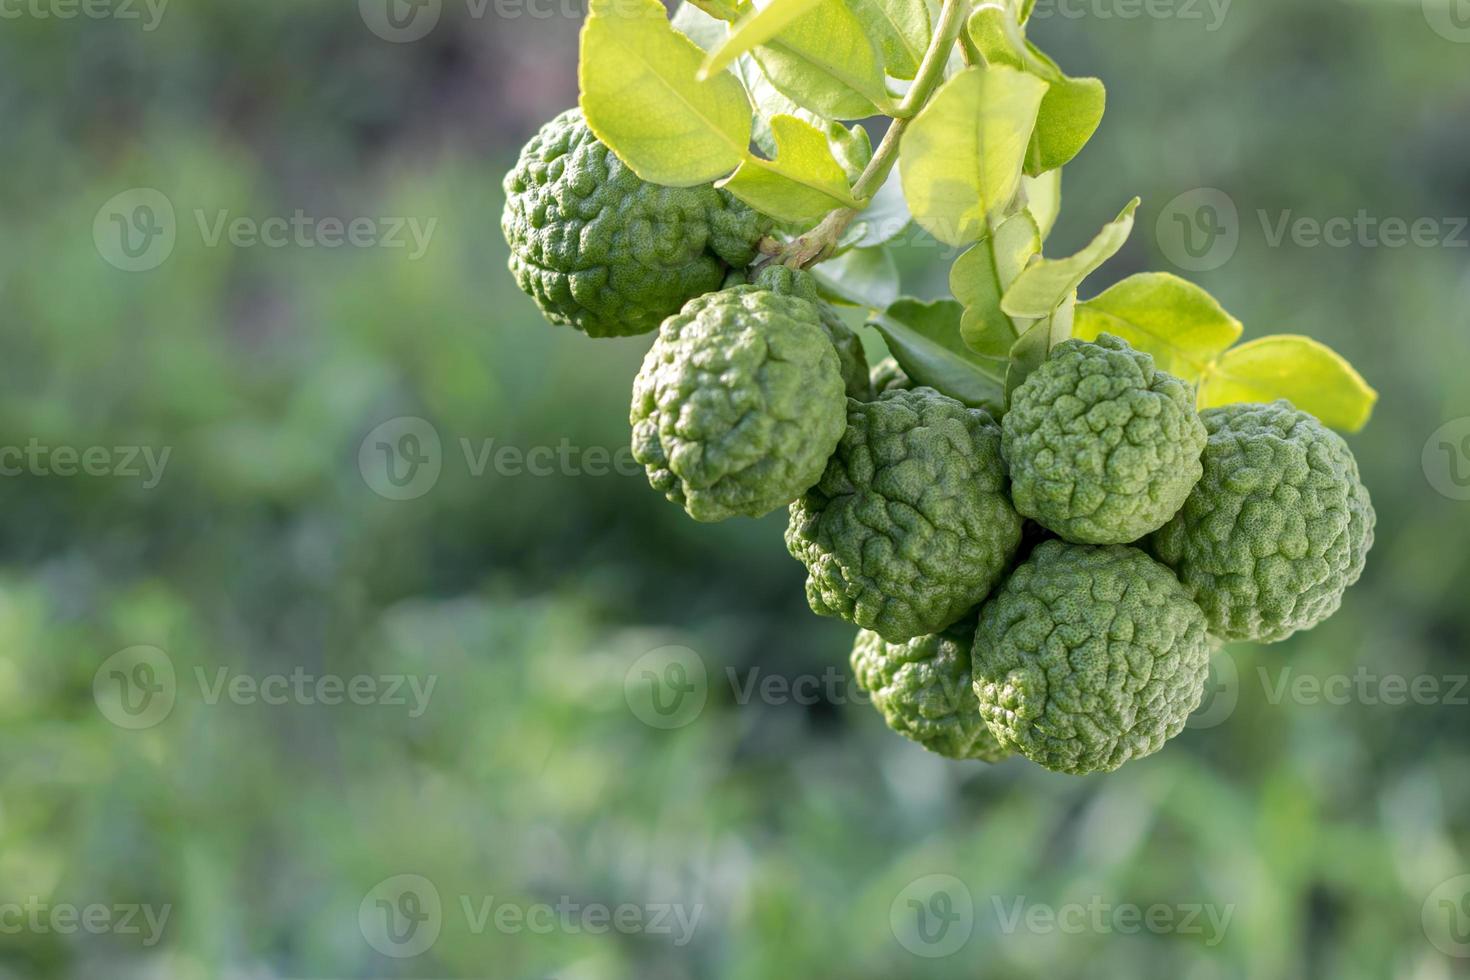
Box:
[3,0,1469,977]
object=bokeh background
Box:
[3,0,1469,976]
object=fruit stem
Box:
[756,0,971,273]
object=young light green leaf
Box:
[899,65,1048,247]
[1197,335,1378,432]
[1001,197,1139,317]
[751,0,893,119]
[720,114,862,224]
[951,210,1041,361]
[1026,74,1105,175]
[1017,0,1037,24]
[968,9,1105,174]
[850,0,932,80]
[699,0,823,80]
[966,4,1027,70]
[580,0,752,186]
[1074,272,1243,381]
[868,298,1007,412]
[1006,292,1076,401]
[811,245,900,308]
[1023,168,1061,241]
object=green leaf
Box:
[868,298,1007,412]
[967,9,1104,174]
[670,2,726,50]
[720,114,862,224]
[1074,272,1243,381]
[1022,168,1061,241]
[850,0,932,80]
[811,246,900,308]
[580,0,753,186]
[750,0,893,119]
[1197,335,1378,433]
[899,65,1048,247]
[951,210,1041,363]
[1001,197,1139,317]
[698,0,823,80]
[1006,292,1076,401]
[1026,73,1105,175]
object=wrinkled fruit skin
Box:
[753,265,873,399]
[630,286,847,522]
[972,540,1212,775]
[1003,334,1207,544]
[502,108,768,338]
[851,622,1010,761]
[786,387,1023,642]
[1149,400,1375,643]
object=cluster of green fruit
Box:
[503,109,1375,775]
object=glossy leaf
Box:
[868,298,1007,411]
[580,0,752,186]
[1001,198,1139,317]
[899,65,1048,247]
[1074,272,1243,381]
[721,114,862,224]
[1197,335,1378,432]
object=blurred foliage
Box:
[1,0,1468,977]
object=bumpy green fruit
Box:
[851,622,1009,761]
[1149,400,1375,643]
[972,540,1211,775]
[630,286,847,522]
[1003,334,1207,544]
[501,108,768,338]
[786,387,1023,642]
[753,265,873,400]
